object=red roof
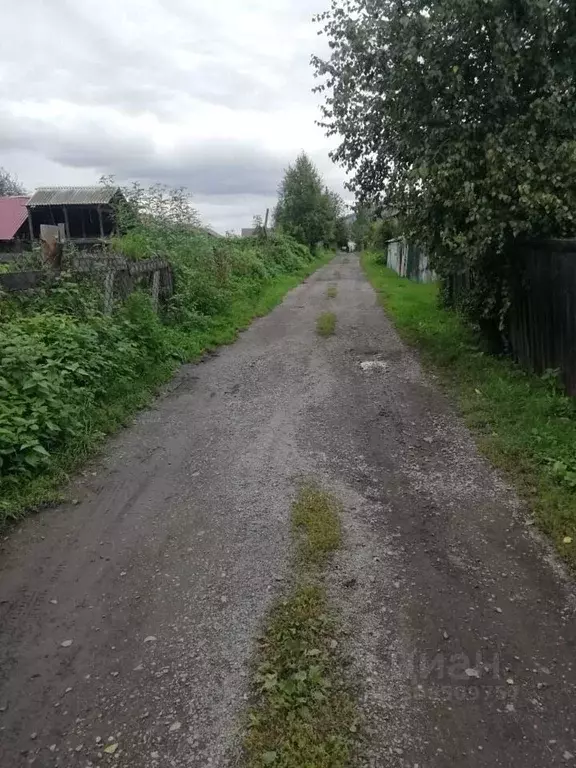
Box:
[0,196,29,240]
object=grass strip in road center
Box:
[361,251,576,569]
[316,312,337,337]
[326,284,338,299]
[292,485,342,565]
[242,484,359,768]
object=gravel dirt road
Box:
[1,253,575,767]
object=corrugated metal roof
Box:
[0,196,30,240]
[27,186,121,207]
[201,226,221,238]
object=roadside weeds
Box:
[0,251,334,529]
[242,484,359,768]
[361,251,576,568]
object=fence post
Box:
[163,265,173,298]
[151,269,160,311]
[103,269,115,315]
[39,224,64,270]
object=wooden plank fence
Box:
[386,238,436,283]
[0,254,173,315]
[448,239,576,395]
[507,240,576,395]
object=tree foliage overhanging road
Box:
[312,0,576,327]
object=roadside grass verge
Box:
[361,251,576,567]
[243,484,358,768]
[326,284,338,299]
[0,250,333,528]
[316,312,336,337]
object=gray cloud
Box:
[0,108,286,197]
[123,147,286,197]
[0,0,347,231]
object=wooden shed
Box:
[26,186,125,246]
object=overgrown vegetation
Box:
[243,484,358,768]
[314,1,576,332]
[0,287,168,482]
[274,153,349,251]
[316,312,336,337]
[0,185,331,525]
[362,252,576,567]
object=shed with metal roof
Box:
[27,186,121,207]
[26,186,125,244]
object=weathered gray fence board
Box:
[507,243,576,394]
[449,240,576,395]
[0,271,48,292]
[386,238,436,283]
[0,253,173,315]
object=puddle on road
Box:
[360,360,389,372]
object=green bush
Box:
[0,307,156,481]
[116,225,314,333]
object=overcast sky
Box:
[0,0,348,233]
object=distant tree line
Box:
[272,153,400,255]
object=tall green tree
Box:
[313,0,576,327]
[367,216,399,251]
[275,153,339,249]
[334,215,350,250]
[350,205,371,250]
[322,187,347,247]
